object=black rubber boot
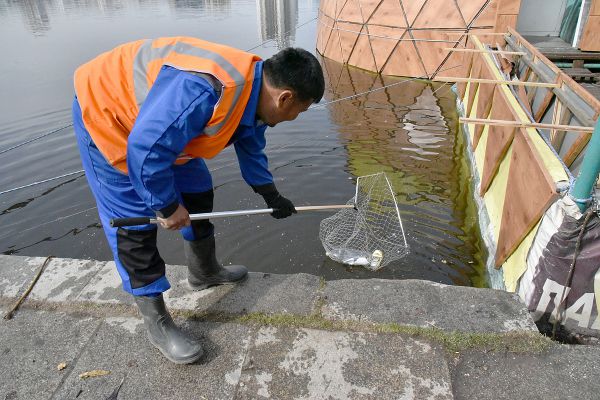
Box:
[184,234,248,291]
[134,294,203,364]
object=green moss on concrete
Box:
[318,276,327,290]
[14,299,552,354]
[189,311,553,354]
[374,322,552,353]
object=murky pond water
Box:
[0,0,487,287]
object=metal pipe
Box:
[554,62,600,69]
[569,118,600,211]
[110,204,355,227]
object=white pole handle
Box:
[110,204,354,227]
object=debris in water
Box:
[57,362,67,371]
[370,250,383,269]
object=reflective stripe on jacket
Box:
[74,37,261,173]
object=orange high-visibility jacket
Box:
[74,37,261,173]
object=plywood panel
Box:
[471,0,498,27]
[438,35,470,79]
[400,0,428,26]
[473,59,496,148]
[320,0,338,20]
[579,15,600,51]
[480,89,517,195]
[455,47,475,96]
[334,0,349,18]
[590,0,600,15]
[435,48,467,78]
[516,84,533,116]
[495,129,558,267]
[456,0,488,25]
[338,0,365,23]
[316,15,335,53]
[497,0,521,14]
[337,21,362,63]
[471,31,508,46]
[381,39,427,77]
[348,26,378,71]
[358,0,382,22]
[412,0,467,29]
[494,14,518,33]
[369,0,407,27]
[466,56,483,116]
[473,84,495,148]
[317,0,521,77]
[323,23,344,62]
[412,30,454,76]
[368,25,406,72]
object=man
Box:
[72,37,324,364]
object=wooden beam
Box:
[526,75,540,105]
[563,134,592,167]
[534,88,556,122]
[446,32,508,36]
[433,77,560,87]
[505,30,600,120]
[550,102,572,151]
[459,118,594,133]
[516,84,533,115]
[522,65,532,82]
[445,48,525,55]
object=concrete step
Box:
[0,255,536,334]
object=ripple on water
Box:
[0,2,486,286]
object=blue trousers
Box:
[73,98,214,296]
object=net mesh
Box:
[319,172,408,270]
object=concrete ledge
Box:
[1,256,599,399]
[452,345,600,400]
[1,256,323,317]
[0,256,537,333]
[0,309,101,400]
[237,326,453,399]
[322,279,538,333]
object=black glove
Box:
[252,183,297,219]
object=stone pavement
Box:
[0,255,599,400]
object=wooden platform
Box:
[522,36,600,102]
[524,35,600,62]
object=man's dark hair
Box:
[263,47,325,103]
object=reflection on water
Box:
[257,0,297,49]
[322,58,487,287]
[0,1,486,287]
[0,0,233,35]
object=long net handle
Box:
[110,204,354,227]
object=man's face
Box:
[260,89,312,127]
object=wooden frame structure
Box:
[503,28,600,167]
[457,31,600,270]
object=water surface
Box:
[0,0,487,286]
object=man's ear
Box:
[277,89,294,108]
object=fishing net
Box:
[319,172,408,270]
